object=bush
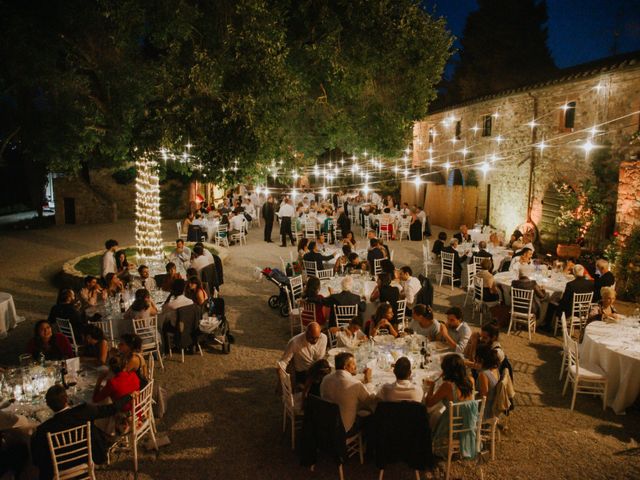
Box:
[614,227,640,302]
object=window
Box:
[482,115,492,137]
[428,127,436,144]
[561,101,576,130]
[455,120,462,140]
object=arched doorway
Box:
[539,183,565,250]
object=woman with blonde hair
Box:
[593,286,620,322]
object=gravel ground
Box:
[0,219,638,480]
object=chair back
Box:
[328,329,338,349]
[132,380,155,442]
[277,366,296,411]
[566,337,580,376]
[334,305,358,328]
[373,258,384,276]
[146,353,155,382]
[466,262,477,288]
[441,251,455,274]
[396,299,407,330]
[560,312,569,349]
[303,260,317,277]
[447,397,485,458]
[300,300,316,328]
[87,318,115,347]
[473,256,485,270]
[176,221,184,237]
[47,421,95,480]
[289,275,304,303]
[56,318,80,355]
[510,287,534,318]
[132,316,160,354]
[571,292,593,320]
[399,217,411,231]
[473,276,484,301]
[304,220,316,238]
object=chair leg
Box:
[379,469,384,480]
[446,449,452,480]
[338,464,345,480]
[197,343,203,356]
[570,380,578,411]
[507,318,514,336]
[559,351,566,381]
[282,406,286,433]
[358,434,364,464]
[602,382,608,411]
[156,349,165,370]
[132,432,138,473]
[562,372,571,396]
[415,470,420,480]
[180,349,185,363]
[290,413,295,449]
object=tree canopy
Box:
[0,0,451,184]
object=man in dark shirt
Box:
[32,385,132,480]
[471,241,493,271]
[453,224,471,243]
[593,259,615,302]
[262,196,275,243]
[367,238,386,267]
[559,264,594,317]
[321,275,366,326]
[441,239,468,284]
[303,241,336,271]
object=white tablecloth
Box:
[580,319,640,414]
[0,292,22,338]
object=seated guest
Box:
[302,359,332,399]
[322,276,366,326]
[115,250,133,283]
[118,334,149,387]
[333,245,352,273]
[303,241,336,270]
[442,239,468,284]
[509,247,533,277]
[229,211,245,237]
[476,347,501,419]
[48,289,83,338]
[124,288,158,322]
[345,252,366,274]
[169,238,192,267]
[181,211,194,236]
[191,245,213,273]
[320,352,375,435]
[488,232,502,248]
[453,224,471,243]
[508,230,523,250]
[431,231,447,256]
[194,241,214,263]
[364,303,399,338]
[399,266,421,309]
[558,264,594,317]
[377,356,424,403]
[366,238,386,266]
[464,323,505,369]
[415,275,434,308]
[514,233,535,255]
[278,322,327,385]
[185,276,209,307]
[83,324,109,366]
[425,354,475,432]
[301,277,327,326]
[161,262,183,292]
[477,258,500,301]
[104,273,124,298]
[161,279,194,338]
[337,208,351,239]
[407,304,440,340]
[31,385,132,480]
[330,317,367,348]
[592,286,620,323]
[26,320,73,361]
[378,236,391,258]
[79,275,107,308]
[511,265,547,314]
[297,238,310,264]
[381,258,398,282]
[92,357,140,412]
[439,307,471,353]
[370,273,400,311]
[101,239,118,279]
[131,265,157,291]
[593,259,615,302]
[472,241,494,271]
[342,231,356,249]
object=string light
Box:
[581,139,595,154]
[413,175,422,186]
[470,124,480,134]
[135,154,163,263]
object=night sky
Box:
[423,0,640,76]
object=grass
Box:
[74,245,218,277]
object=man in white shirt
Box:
[509,248,533,277]
[377,357,424,403]
[160,278,194,337]
[407,304,440,340]
[320,352,375,434]
[194,242,214,263]
[440,306,471,353]
[277,198,296,247]
[131,265,157,291]
[190,245,213,273]
[101,239,119,279]
[244,199,256,220]
[278,322,327,385]
[229,212,245,236]
[399,266,422,308]
[169,239,191,268]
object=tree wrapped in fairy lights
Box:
[135,154,163,261]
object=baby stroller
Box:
[200,297,232,353]
[262,267,291,317]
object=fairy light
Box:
[135,154,163,262]
[581,139,595,154]
[470,124,480,134]
[413,175,422,186]
[363,184,370,195]
[537,140,547,152]
[480,162,490,175]
[527,120,538,129]
[494,135,504,144]
[321,187,328,198]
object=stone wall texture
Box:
[414,60,640,241]
[616,157,640,243]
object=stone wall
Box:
[616,157,640,243]
[54,175,118,225]
[414,61,640,243]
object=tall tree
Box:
[448,0,556,102]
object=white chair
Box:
[361,215,371,238]
[378,219,392,242]
[422,240,440,279]
[562,337,608,411]
[304,220,317,239]
[176,221,187,241]
[373,258,384,276]
[292,221,304,242]
[215,224,230,248]
[554,292,594,338]
[277,366,304,449]
[396,299,407,331]
[463,263,477,307]
[47,422,95,480]
[230,218,248,246]
[558,313,570,381]
[334,305,358,329]
[286,276,304,337]
[397,217,411,241]
[471,276,499,326]
[167,335,203,363]
[508,287,536,340]
[439,251,455,290]
[389,249,394,262]
[441,398,486,480]
[299,300,316,331]
[303,260,333,282]
[473,256,486,271]
[87,318,115,347]
[56,318,82,356]
[109,381,158,473]
[132,316,164,370]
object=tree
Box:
[447,0,556,102]
[0,0,451,189]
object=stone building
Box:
[413,51,640,248]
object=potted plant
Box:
[554,181,609,258]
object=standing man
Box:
[101,239,118,280]
[262,195,275,243]
[278,197,296,247]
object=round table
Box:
[580,319,640,414]
[0,292,21,338]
